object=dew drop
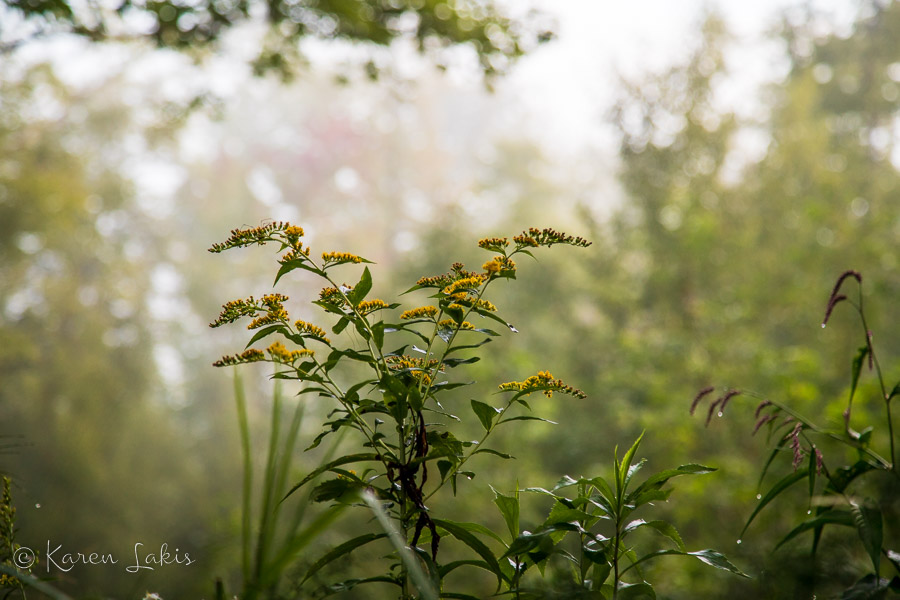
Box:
[821,323,826,329]
[35,503,41,509]
[807,510,812,515]
[736,539,742,545]
[756,494,762,500]
[717,411,724,417]
[508,324,519,333]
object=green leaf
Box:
[827,461,878,494]
[888,382,900,402]
[774,509,855,550]
[302,533,387,583]
[849,345,870,406]
[623,520,686,552]
[840,574,900,599]
[274,258,324,285]
[282,453,380,501]
[372,320,385,350]
[617,433,644,494]
[432,518,504,586]
[492,486,519,541]
[624,549,749,578]
[245,324,286,349]
[740,469,807,539]
[851,500,884,576]
[471,400,501,432]
[310,478,364,502]
[627,464,715,505]
[473,448,514,459]
[617,581,656,600]
[347,266,373,306]
[496,415,557,426]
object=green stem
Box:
[854,289,895,472]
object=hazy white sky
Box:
[501,0,858,155]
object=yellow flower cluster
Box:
[515,227,592,248]
[482,255,516,277]
[248,293,290,329]
[513,234,537,247]
[211,294,290,329]
[213,348,266,367]
[498,370,587,399]
[267,342,314,363]
[280,246,311,263]
[438,319,474,330]
[358,299,388,315]
[442,275,485,295]
[319,286,348,306]
[322,251,364,264]
[209,221,296,253]
[400,306,439,320]
[294,319,330,342]
[478,237,509,251]
[386,355,443,384]
[416,263,481,289]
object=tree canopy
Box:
[1,0,550,78]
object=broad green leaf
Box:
[282,453,380,501]
[740,469,807,539]
[371,320,384,350]
[774,509,854,550]
[347,266,372,306]
[302,533,387,582]
[492,486,519,541]
[471,400,501,431]
[851,500,884,576]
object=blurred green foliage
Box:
[1,0,550,80]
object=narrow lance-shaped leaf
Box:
[740,470,807,539]
[302,533,388,583]
[282,453,380,501]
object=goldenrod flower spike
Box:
[358,299,388,315]
[294,319,330,343]
[322,251,364,264]
[400,306,439,320]
[498,370,587,399]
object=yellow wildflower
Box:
[358,299,388,315]
[400,306,439,320]
[478,237,509,251]
[442,275,485,296]
[438,319,474,330]
[498,370,586,399]
[322,251,364,264]
[213,348,265,367]
[295,319,330,343]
